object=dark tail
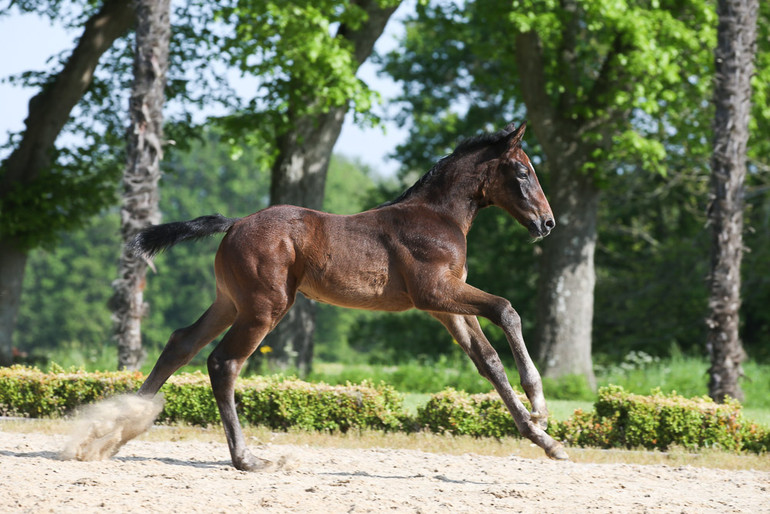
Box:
[129,214,239,258]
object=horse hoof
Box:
[235,454,273,472]
[547,443,569,461]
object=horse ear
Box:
[505,121,527,148]
[502,120,518,133]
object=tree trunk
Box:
[261,107,346,376]
[535,158,599,390]
[0,244,27,366]
[0,0,134,366]
[515,31,598,388]
[706,0,758,402]
[259,0,398,376]
[111,0,171,371]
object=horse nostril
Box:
[545,218,555,230]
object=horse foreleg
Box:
[138,295,236,397]
[431,313,567,460]
[417,275,568,460]
[430,312,566,459]
[207,317,274,471]
[494,310,550,430]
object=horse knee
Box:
[499,303,522,332]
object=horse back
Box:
[214,204,466,312]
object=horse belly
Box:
[299,261,412,312]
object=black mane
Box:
[453,123,516,154]
[379,124,517,208]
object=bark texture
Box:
[0,247,27,366]
[535,164,599,390]
[515,31,599,388]
[111,0,171,370]
[261,0,398,376]
[706,0,758,402]
[0,0,134,366]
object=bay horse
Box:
[132,121,567,470]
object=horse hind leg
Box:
[61,296,236,463]
[138,294,236,397]
[207,314,278,471]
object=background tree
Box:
[706,0,759,402]
[110,0,171,370]
[0,0,134,366]
[218,0,400,375]
[1,0,398,370]
[382,0,718,387]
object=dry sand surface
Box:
[1,429,769,513]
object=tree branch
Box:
[337,0,399,66]
[1,0,134,194]
[585,32,632,116]
[514,31,563,155]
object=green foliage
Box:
[217,0,385,130]
[306,351,493,394]
[416,384,768,453]
[14,214,121,353]
[383,0,719,176]
[0,366,408,432]
[1,367,767,452]
[237,376,406,432]
[593,168,713,357]
[158,375,220,426]
[0,365,143,418]
[282,355,770,411]
[541,374,596,401]
[1,0,394,249]
[550,386,768,453]
[323,155,378,215]
[0,139,124,250]
[416,388,526,438]
[595,354,770,410]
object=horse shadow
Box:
[320,470,492,485]
[0,448,227,469]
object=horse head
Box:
[484,122,555,238]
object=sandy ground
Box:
[1,429,769,513]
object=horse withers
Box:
[128,121,565,470]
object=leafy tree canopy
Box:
[0,0,397,248]
[382,0,724,178]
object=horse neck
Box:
[410,153,490,234]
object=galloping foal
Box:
[130,121,567,470]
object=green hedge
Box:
[550,385,769,453]
[1,367,767,453]
[414,385,768,453]
[0,366,407,432]
[0,365,144,418]
[416,388,528,438]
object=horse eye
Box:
[515,163,529,180]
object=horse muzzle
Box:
[528,216,555,238]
